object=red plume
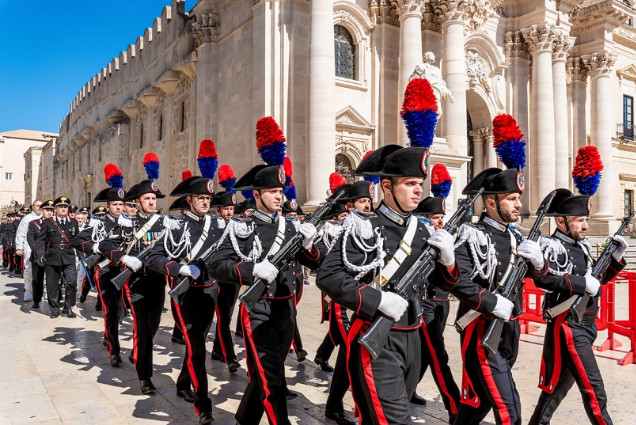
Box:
[181,169,193,181]
[283,157,293,179]
[329,172,347,193]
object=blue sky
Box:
[0,0,196,134]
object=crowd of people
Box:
[0,77,627,425]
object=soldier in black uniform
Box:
[97,153,170,394]
[209,186,241,373]
[451,168,547,425]
[78,206,107,304]
[529,188,625,425]
[34,196,80,318]
[412,195,461,418]
[145,140,221,425]
[27,200,55,309]
[208,163,321,425]
[76,164,127,366]
[4,213,18,273]
[317,144,459,425]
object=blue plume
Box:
[144,162,159,181]
[431,181,452,198]
[573,173,602,196]
[241,189,254,200]
[364,175,380,184]
[197,157,218,179]
[284,184,297,201]
[494,140,526,170]
[259,142,286,166]
[107,175,123,190]
[402,110,438,148]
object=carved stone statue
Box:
[410,51,454,115]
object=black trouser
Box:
[124,272,166,380]
[316,333,336,361]
[1,246,8,267]
[348,319,423,425]
[454,318,521,425]
[14,253,23,275]
[45,263,77,312]
[212,282,238,363]
[94,265,123,356]
[236,300,294,425]
[419,300,460,419]
[31,260,46,305]
[323,302,351,413]
[174,285,217,416]
[529,321,612,425]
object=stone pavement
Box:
[0,268,634,425]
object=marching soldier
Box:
[76,164,127,365]
[78,206,107,305]
[209,164,241,373]
[27,200,54,309]
[15,200,43,302]
[34,196,80,318]
[145,140,221,424]
[317,78,458,425]
[208,117,320,425]
[97,152,170,394]
[529,146,625,425]
[3,213,18,273]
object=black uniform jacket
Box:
[208,209,321,320]
[34,216,79,266]
[27,218,46,262]
[317,203,458,329]
[534,229,625,325]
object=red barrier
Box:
[519,278,545,335]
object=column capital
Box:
[469,127,491,142]
[552,32,575,63]
[567,56,589,82]
[505,30,529,61]
[191,11,219,46]
[391,0,424,21]
[432,0,495,31]
[369,0,399,25]
[584,52,617,77]
[521,24,560,55]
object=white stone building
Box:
[0,130,54,209]
[49,0,636,233]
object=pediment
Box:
[336,106,374,134]
[618,64,636,81]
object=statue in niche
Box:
[410,51,454,116]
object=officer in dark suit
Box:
[27,200,55,309]
[34,196,80,318]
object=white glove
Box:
[428,229,456,267]
[121,255,143,272]
[378,291,409,322]
[492,294,514,321]
[585,271,600,296]
[300,222,317,250]
[253,260,279,283]
[612,235,628,262]
[179,264,201,280]
[517,239,545,271]
[92,243,101,255]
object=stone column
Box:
[589,53,617,219]
[568,57,589,151]
[470,127,488,176]
[395,0,424,145]
[523,25,557,206]
[485,133,498,168]
[552,31,573,189]
[307,0,336,206]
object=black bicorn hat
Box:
[415,196,445,215]
[170,176,214,197]
[235,164,285,191]
[94,163,126,203]
[212,191,237,208]
[234,199,256,215]
[323,202,348,220]
[463,168,524,195]
[544,188,590,217]
[341,181,372,202]
[355,145,429,179]
[54,196,72,206]
[92,206,107,216]
[168,195,189,211]
[126,152,166,201]
[41,200,55,210]
[282,200,304,216]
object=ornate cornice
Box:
[570,0,629,30]
[552,31,575,63]
[368,0,399,25]
[521,24,560,55]
[191,11,219,46]
[567,56,590,82]
[504,30,529,61]
[432,0,495,32]
[391,0,425,21]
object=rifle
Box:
[110,230,166,291]
[479,190,557,354]
[77,254,96,290]
[358,188,483,360]
[546,214,633,322]
[238,190,347,307]
[84,253,101,269]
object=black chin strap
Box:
[564,216,572,237]
[495,194,506,223]
[388,184,409,215]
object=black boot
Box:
[325,410,355,425]
[140,379,156,395]
[410,393,427,406]
[228,360,240,374]
[198,411,214,424]
[314,356,334,372]
[176,388,195,403]
[110,354,122,368]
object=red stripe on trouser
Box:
[358,335,390,425]
[420,324,459,415]
[562,323,608,425]
[334,303,347,344]
[123,283,139,364]
[240,303,279,425]
[215,305,228,362]
[94,268,112,354]
[460,320,480,407]
[345,319,363,419]
[539,314,566,393]
[172,299,200,399]
[476,321,512,425]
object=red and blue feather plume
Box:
[401,78,438,149]
[241,190,254,200]
[143,152,160,181]
[197,139,218,179]
[431,163,452,199]
[492,114,526,170]
[361,150,380,184]
[104,163,123,189]
[572,145,603,196]
[181,169,193,181]
[256,116,287,166]
[282,157,296,200]
[218,164,236,193]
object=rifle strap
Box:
[262,214,286,260]
[375,215,418,288]
[125,214,161,256]
[187,215,212,262]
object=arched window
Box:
[335,153,355,182]
[334,25,356,80]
